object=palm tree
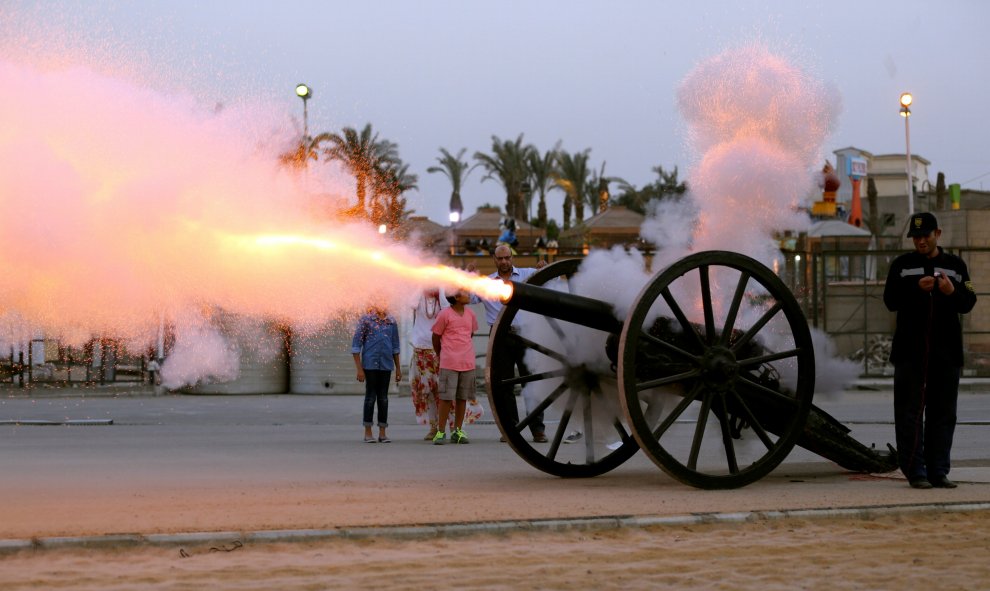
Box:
[552,148,591,229]
[277,135,323,170]
[526,143,559,228]
[612,164,686,214]
[372,161,418,229]
[474,134,536,221]
[320,124,398,212]
[427,148,474,221]
[585,161,627,215]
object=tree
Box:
[526,143,560,228]
[586,161,626,215]
[613,165,687,214]
[277,135,322,170]
[864,175,881,237]
[935,172,947,211]
[552,149,591,229]
[321,123,398,213]
[474,134,536,221]
[427,148,474,221]
[372,161,418,230]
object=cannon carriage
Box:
[485,251,896,489]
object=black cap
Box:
[906,212,938,237]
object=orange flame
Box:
[231,233,513,301]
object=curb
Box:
[3,501,989,554]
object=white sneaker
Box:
[563,431,583,444]
[605,440,623,451]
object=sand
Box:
[1,510,988,590]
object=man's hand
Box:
[919,276,937,292]
[937,274,955,295]
[395,367,402,383]
[535,259,548,269]
[355,367,366,383]
[466,262,479,274]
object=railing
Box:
[785,246,990,377]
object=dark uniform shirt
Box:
[883,247,977,366]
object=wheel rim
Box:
[486,258,640,478]
[618,251,815,489]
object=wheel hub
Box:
[700,346,739,390]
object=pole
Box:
[904,113,914,216]
[303,98,309,140]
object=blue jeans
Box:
[893,362,960,480]
[363,370,390,427]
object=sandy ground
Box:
[1,510,988,590]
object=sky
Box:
[2,0,989,226]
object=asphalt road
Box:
[1,386,989,544]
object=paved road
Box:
[1,387,989,543]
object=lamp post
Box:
[295,83,312,139]
[899,92,914,216]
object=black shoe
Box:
[930,476,958,489]
[532,432,548,443]
[909,479,934,489]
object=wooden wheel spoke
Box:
[514,334,569,365]
[699,265,716,343]
[503,367,567,388]
[541,316,567,341]
[727,388,776,450]
[731,301,783,353]
[547,389,579,460]
[660,287,706,350]
[720,271,750,345]
[687,390,713,470]
[636,368,701,391]
[583,387,596,463]
[735,373,799,408]
[717,394,739,474]
[652,381,702,439]
[736,348,802,368]
[638,330,700,363]
[516,380,568,432]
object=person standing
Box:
[352,305,402,443]
[409,288,448,440]
[883,212,977,489]
[431,289,479,445]
[471,244,548,442]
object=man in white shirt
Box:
[473,244,548,442]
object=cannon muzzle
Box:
[505,280,624,334]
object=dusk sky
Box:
[3,0,988,225]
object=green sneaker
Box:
[432,431,446,445]
[452,428,469,444]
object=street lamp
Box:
[899,92,914,216]
[295,83,312,139]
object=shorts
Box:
[438,367,477,402]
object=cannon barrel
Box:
[505,280,624,334]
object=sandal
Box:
[364,436,376,443]
[378,436,391,443]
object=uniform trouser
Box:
[493,332,545,436]
[893,362,960,480]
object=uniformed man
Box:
[883,212,977,489]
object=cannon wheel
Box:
[486,258,640,478]
[618,251,815,489]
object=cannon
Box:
[485,251,896,489]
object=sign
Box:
[847,157,868,180]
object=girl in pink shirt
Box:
[431,289,478,444]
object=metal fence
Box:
[781,246,990,377]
